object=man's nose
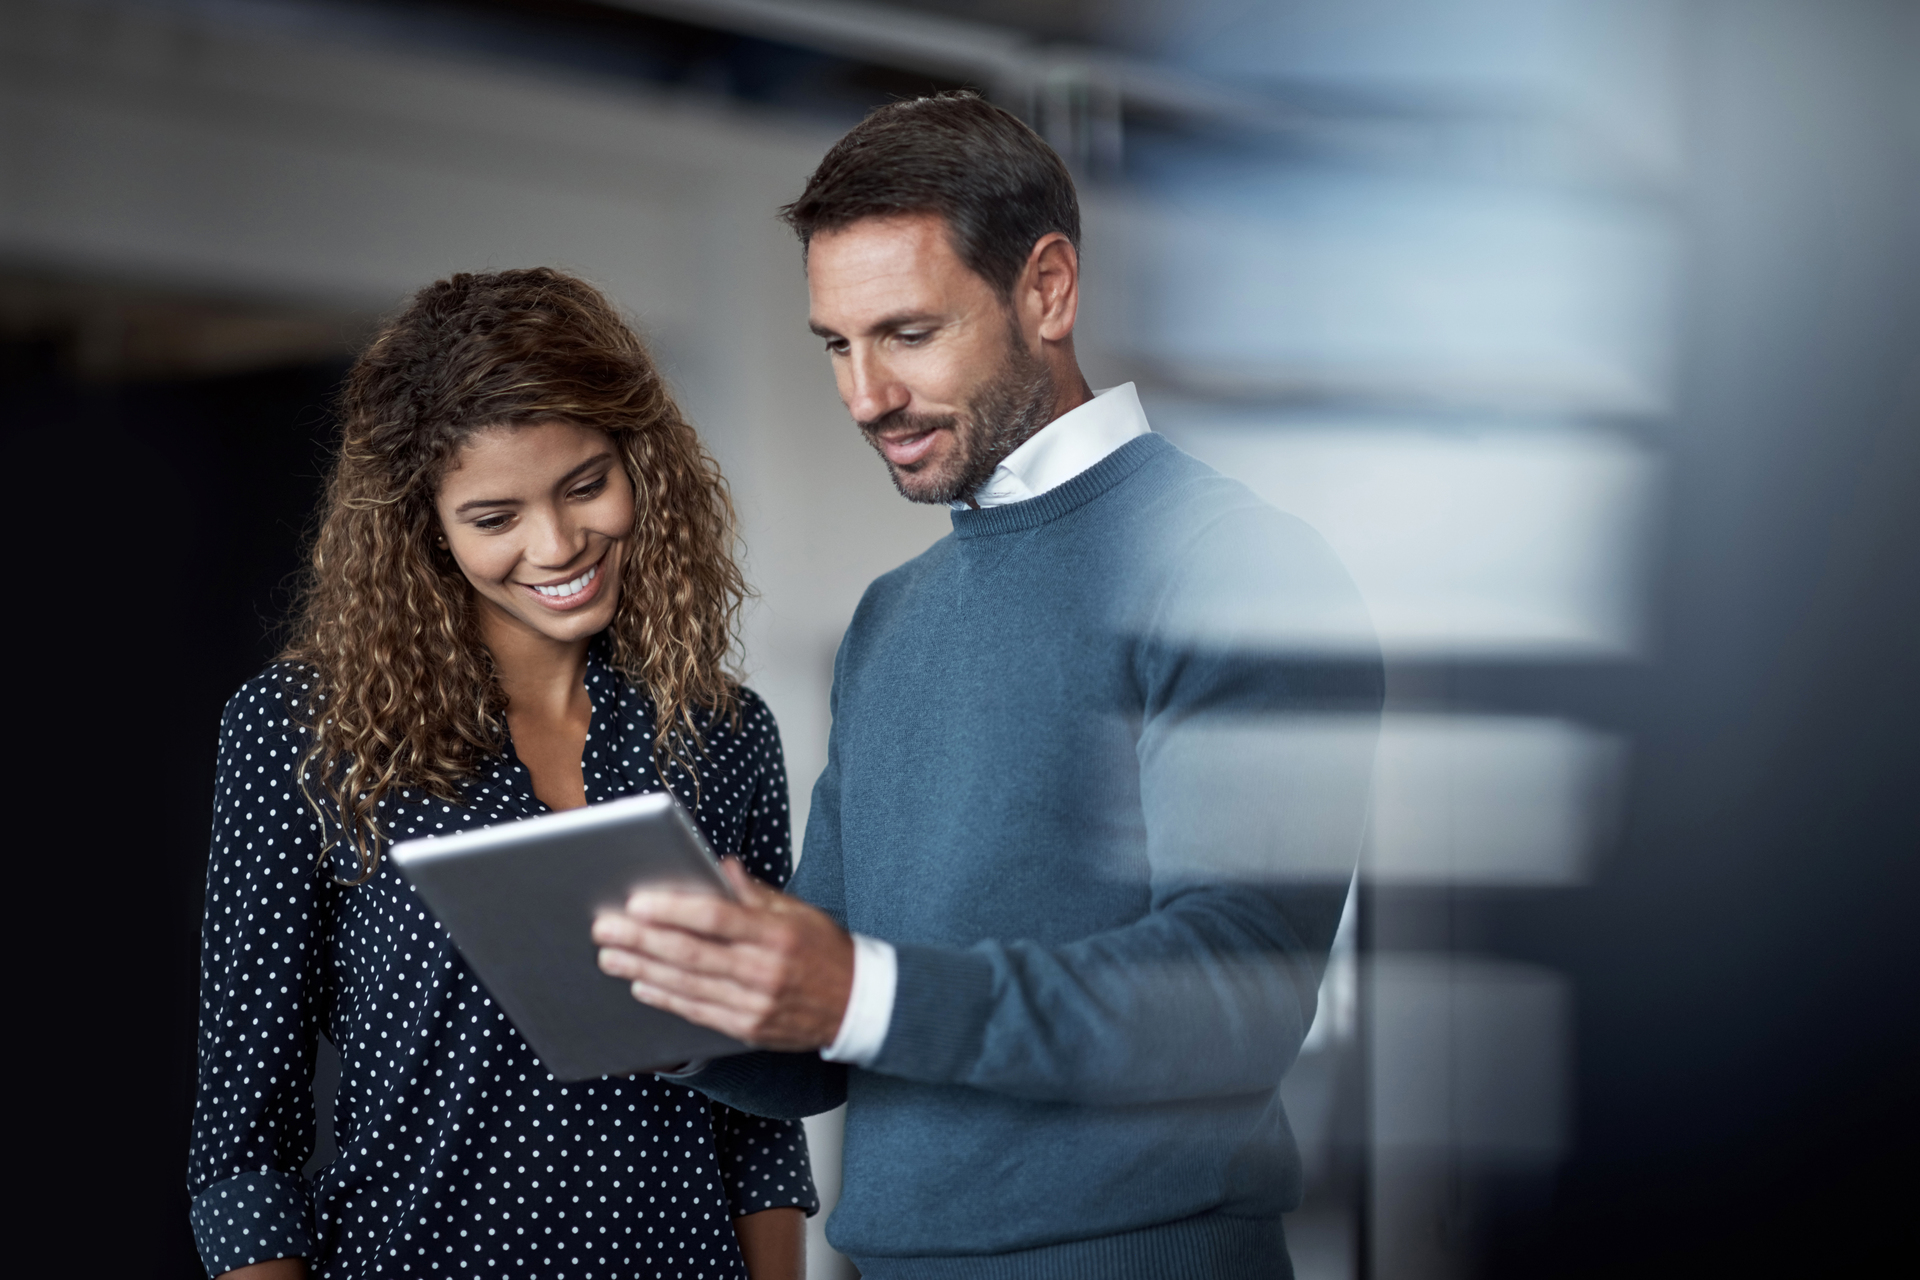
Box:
[844,350,910,424]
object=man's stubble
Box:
[858,318,1057,506]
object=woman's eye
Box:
[572,476,609,500]
[473,514,511,532]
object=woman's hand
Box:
[734,1206,806,1280]
[220,1260,308,1280]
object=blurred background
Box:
[4,0,1914,1276]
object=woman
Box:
[188,268,814,1279]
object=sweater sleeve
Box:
[870,504,1382,1106]
[188,670,334,1274]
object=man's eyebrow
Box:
[452,453,614,515]
[809,312,940,340]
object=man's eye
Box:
[824,339,848,356]
[898,331,928,346]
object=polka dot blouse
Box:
[189,647,817,1278]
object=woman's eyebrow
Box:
[453,453,614,515]
[454,493,521,515]
[559,453,615,484]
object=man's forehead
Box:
[807,213,975,325]
[811,210,955,260]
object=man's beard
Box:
[858,326,1057,506]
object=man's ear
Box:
[1023,232,1081,344]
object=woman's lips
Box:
[519,555,608,612]
[877,428,940,468]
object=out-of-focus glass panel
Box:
[1160,418,1661,658]
[1369,955,1571,1160]
[1131,0,1683,178]
[1368,713,1627,886]
[1112,173,1675,414]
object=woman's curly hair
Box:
[283,267,746,884]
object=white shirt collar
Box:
[955,383,1153,511]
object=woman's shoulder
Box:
[730,683,776,731]
[221,661,324,739]
[710,682,781,754]
[666,682,782,779]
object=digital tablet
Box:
[390,791,747,1081]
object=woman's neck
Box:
[479,605,593,724]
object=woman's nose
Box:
[527,508,585,568]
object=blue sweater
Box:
[685,435,1381,1279]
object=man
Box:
[594,91,1380,1279]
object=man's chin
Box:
[887,461,966,506]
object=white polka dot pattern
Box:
[189,646,816,1277]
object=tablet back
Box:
[391,791,748,1081]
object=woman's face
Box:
[434,421,635,650]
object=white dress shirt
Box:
[820,383,1153,1067]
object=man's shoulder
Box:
[1119,440,1326,562]
[1112,442,1378,655]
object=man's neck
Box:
[1048,367,1095,425]
[996,361,1092,469]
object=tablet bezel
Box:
[391,790,748,1081]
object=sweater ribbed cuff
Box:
[675,1050,783,1107]
[871,942,996,1083]
[191,1168,316,1275]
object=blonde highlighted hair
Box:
[284,268,744,883]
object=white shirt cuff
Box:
[820,934,897,1067]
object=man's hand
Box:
[592,860,854,1051]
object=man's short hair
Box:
[780,91,1081,297]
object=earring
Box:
[436,535,448,548]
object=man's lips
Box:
[874,426,942,468]
[517,554,608,612]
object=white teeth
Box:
[534,565,596,598]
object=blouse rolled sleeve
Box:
[704,697,819,1215]
[188,670,332,1274]
[710,1102,822,1218]
[733,696,796,891]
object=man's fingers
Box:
[621,887,744,935]
[628,980,761,1044]
[595,919,763,982]
[720,858,772,904]
[622,884,795,945]
[592,910,732,966]
[591,909,646,950]
[608,947,781,1012]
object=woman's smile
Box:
[520,553,607,611]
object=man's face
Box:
[807,212,1054,504]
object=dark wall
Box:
[1480,2,1920,1274]
[5,350,344,1277]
